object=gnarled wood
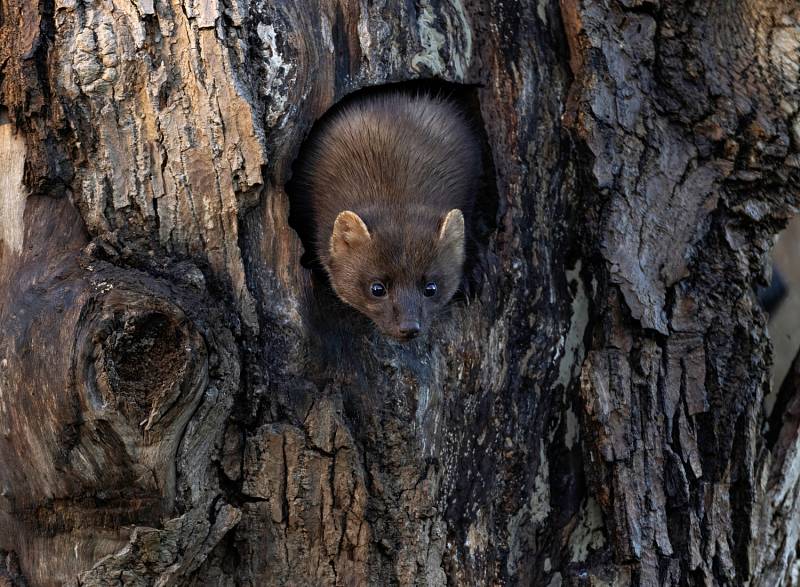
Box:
[0,0,797,585]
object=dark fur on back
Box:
[290,91,482,340]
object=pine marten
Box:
[291,92,482,341]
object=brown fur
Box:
[292,92,482,340]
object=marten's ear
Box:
[438,209,465,248]
[331,211,371,256]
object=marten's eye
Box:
[424,282,438,297]
[371,282,387,297]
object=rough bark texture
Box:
[0,0,797,585]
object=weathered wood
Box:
[0,0,797,585]
[565,1,800,582]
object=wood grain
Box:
[0,0,797,585]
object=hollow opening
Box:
[284,79,500,343]
[101,311,187,423]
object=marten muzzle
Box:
[394,290,422,340]
[398,320,421,339]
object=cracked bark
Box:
[0,0,798,585]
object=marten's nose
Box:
[399,320,421,338]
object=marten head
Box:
[324,208,465,341]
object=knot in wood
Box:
[81,290,208,433]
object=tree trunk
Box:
[0,0,798,585]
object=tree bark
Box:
[0,0,798,585]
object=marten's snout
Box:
[398,320,421,339]
[393,291,423,340]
